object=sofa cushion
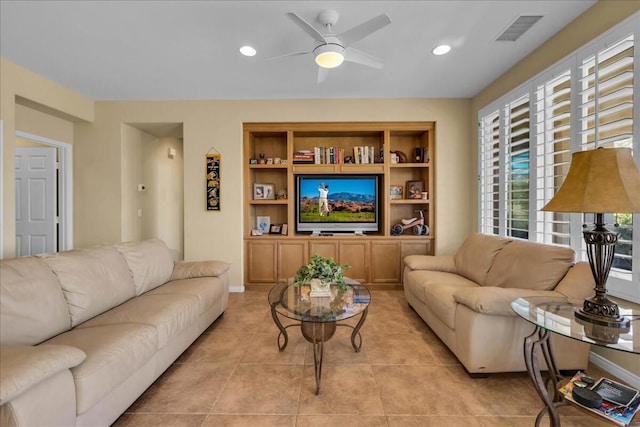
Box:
[486,240,575,290]
[44,323,158,415]
[422,277,478,330]
[40,246,137,327]
[147,277,226,315]
[0,257,71,345]
[170,260,231,280]
[76,293,200,349]
[453,287,567,316]
[116,239,174,295]
[454,233,512,286]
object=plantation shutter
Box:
[479,111,501,235]
[534,69,573,246]
[504,95,530,239]
[578,33,635,277]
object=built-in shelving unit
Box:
[243,122,435,288]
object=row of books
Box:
[292,146,379,164]
[559,371,640,425]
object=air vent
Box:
[496,15,543,42]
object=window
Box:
[478,14,639,302]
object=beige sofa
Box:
[0,239,230,426]
[403,233,594,375]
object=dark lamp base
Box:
[575,307,630,328]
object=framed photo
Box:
[263,183,275,200]
[281,224,288,235]
[406,180,424,199]
[270,224,282,234]
[257,216,270,233]
[390,185,404,200]
[253,183,266,199]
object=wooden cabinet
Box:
[243,122,436,288]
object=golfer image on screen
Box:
[318,183,329,216]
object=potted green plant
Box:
[294,254,350,296]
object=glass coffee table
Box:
[268,278,371,394]
[511,297,639,426]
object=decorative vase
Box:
[309,278,331,297]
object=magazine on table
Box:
[558,372,640,426]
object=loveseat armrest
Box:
[404,255,456,273]
[170,260,231,281]
[0,344,86,404]
[453,287,567,316]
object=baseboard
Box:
[229,285,245,293]
[589,351,640,389]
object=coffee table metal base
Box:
[270,304,368,394]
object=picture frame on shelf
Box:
[270,224,282,234]
[257,216,270,234]
[253,183,266,199]
[390,185,403,200]
[263,183,275,200]
[281,224,288,235]
[406,180,424,199]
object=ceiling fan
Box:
[271,10,392,83]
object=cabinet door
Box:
[339,241,370,283]
[278,240,308,282]
[309,241,338,260]
[401,240,432,258]
[246,241,277,283]
[371,241,402,283]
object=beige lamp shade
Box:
[542,147,640,214]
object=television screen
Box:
[295,174,380,234]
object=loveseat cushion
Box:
[76,293,200,349]
[0,257,71,345]
[423,278,478,330]
[454,233,511,286]
[116,239,174,295]
[44,323,158,415]
[485,240,575,290]
[453,287,567,316]
[39,246,136,327]
[0,345,86,404]
[553,262,596,305]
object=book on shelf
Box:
[558,371,640,426]
[293,150,315,164]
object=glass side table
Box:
[511,297,639,426]
[268,278,371,394]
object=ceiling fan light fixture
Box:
[314,44,345,68]
[432,44,451,56]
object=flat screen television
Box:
[295,174,381,234]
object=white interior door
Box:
[15,146,57,256]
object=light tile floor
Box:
[113,290,622,427]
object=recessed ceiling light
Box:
[239,45,256,57]
[432,44,451,56]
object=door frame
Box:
[15,131,73,251]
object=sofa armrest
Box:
[453,287,567,316]
[170,260,231,280]
[404,255,456,273]
[0,345,86,404]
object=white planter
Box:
[309,278,332,297]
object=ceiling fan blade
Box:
[338,13,391,46]
[317,67,329,84]
[344,47,384,69]
[286,12,328,43]
[267,51,312,62]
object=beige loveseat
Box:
[0,239,230,426]
[403,233,593,375]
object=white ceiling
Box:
[0,0,597,101]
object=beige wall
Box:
[470,1,640,375]
[74,99,472,286]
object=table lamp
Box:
[542,147,640,328]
